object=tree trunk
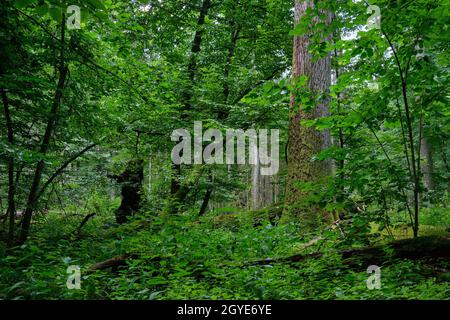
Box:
[218,11,240,120]
[2,88,16,247]
[171,0,212,204]
[251,143,260,210]
[199,171,213,216]
[18,19,67,244]
[420,137,434,191]
[110,159,144,224]
[283,1,333,227]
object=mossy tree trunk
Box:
[283,1,333,227]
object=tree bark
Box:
[171,0,212,205]
[2,88,16,247]
[218,12,240,120]
[199,171,213,216]
[283,1,333,226]
[420,137,434,191]
[251,143,260,210]
[109,159,144,224]
[384,32,420,237]
[18,19,68,244]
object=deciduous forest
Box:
[0,0,449,300]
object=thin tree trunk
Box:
[251,143,260,210]
[383,32,420,237]
[218,13,240,120]
[420,137,434,191]
[18,18,68,244]
[2,88,16,247]
[171,0,212,203]
[186,0,212,94]
[332,40,345,221]
[199,171,213,216]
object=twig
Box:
[76,212,97,233]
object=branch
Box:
[36,143,97,201]
[231,67,285,105]
[76,212,96,233]
[13,8,149,104]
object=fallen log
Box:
[249,236,450,269]
[87,236,450,273]
[87,254,164,273]
[87,254,137,273]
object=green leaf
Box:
[48,6,63,22]
[14,0,37,8]
[7,281,26,294]
[149,291,164,300]
[34,3,49,16]
[289,24,308,36]
[87,0,106,10]
[146,277,168,285]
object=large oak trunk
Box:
[283,1,333,227]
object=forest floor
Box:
[0,206,449,300]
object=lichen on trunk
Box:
[283,0,333,228]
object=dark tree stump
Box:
[109,159,144,224]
